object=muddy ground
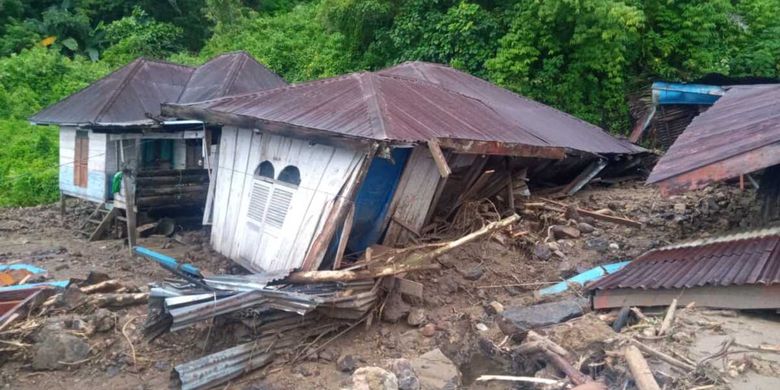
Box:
[1,181,777,389]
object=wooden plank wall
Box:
[210,127,364,272]
[59,127,109,202]
[383,145,442,246]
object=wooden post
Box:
[121,139,138,253]
[427,139,451,178]
[332,203,356,270]
[505,158,515,212]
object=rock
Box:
[410,349,461,390]
[485,301,504,315]
[56,284,85,310]
[421,324,436,337]
[609,242,620,250]
[318,348,336,362]
[407,308,426,327]
[533,243,552,260]
[89,308,116,332]
[551,225,581,239]
[585,238,609,253]
[32,333,90,370]
[383,290,411,323]
[460,266,484,281]
[337,354,359,372]
[497,298,587,338]
[390,358,420,390]
[475,323,488,332]
[578,222,595,234]
[352,367,399,390]
[437,275,459,294]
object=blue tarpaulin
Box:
[652,82,725,105]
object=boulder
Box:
[32,333,90,370]
[410,349,461,390]
[390,358,420,390]
[497,298,587,338]
[351,367,399,390]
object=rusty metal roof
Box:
[380,62,644,155]
[173,64,642,155]
[29,53,287,127]
[647,84,780,194]
[588,227,780,291]
[30,58,194,126]
[177,51,287,103]
[174,71,558,146]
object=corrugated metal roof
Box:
[29,52,287,127]
[30,58,194,126]
[379,62,644,155]
[588,227,780,291]
[176,71,553,146]
[647,84,780,189]
[175,63,643,154]
[177,51,287,103]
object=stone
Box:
[407,308,426,327]
[460,266,484,281]
[56,284,85,310]
[390,358,420,390]
[551,225,581,239]
[351,367,399,390]
[89,308,116,332]
[410,349,461,390]
[318,348,336,362]
[533,243,552,260]
[475,323,488,332]
[485,301,504,315]
[585,238,609,253]
[382,290,411,323]
[497,298,587,338]
[609,243,620,250]
[32,333,90,370]
[337,353,359,372]
[578,222,595,234]
[421,324,436,337]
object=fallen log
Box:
[81,280,123,294]
[629,339,695,371]
[539,198,642,228]
[288,214,520,284]
[89,292,149,308]
[528,330,571,358]
[541,348,590,386]
[624,345,661,390]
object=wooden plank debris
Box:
[427,139,451,178]
[539,198,643,228]
[624,345,661,390]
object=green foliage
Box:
[0,119,59,207]
[202,2,353,82]
[101,7,184,66]
[487,0,643,130]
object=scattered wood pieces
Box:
[89,292,149,308]
[539,198,643,228]
[629,339,696,371]
[80,280,123,294]
[624,345,661,390]
[631,307,648,322]
[658,298,678,336]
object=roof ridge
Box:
[356,73,389,140]
[220,52,248,97]
[94,58,147,123]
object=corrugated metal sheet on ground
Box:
[589,227,780,291]
[647,84,780,185]
[177,62,644,155]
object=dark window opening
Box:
[277,165,301,187]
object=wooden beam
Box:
[108,131,204,141]
[427,139,451,178]
[332,203,356,270]
[559,159,608,197]
[624,345,661,390]
[593,284,780,310]
[435,138,566,160]
[539,198,642,228]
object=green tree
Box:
[101,7,184,66]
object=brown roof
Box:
[171,71,556,146]
[588,227,780,291]
[169,63,642,155]
[647,84,780,194]
[30,58,194,126]
[177,51,287,103]
[380,62,644,155]
[29,52,287,127]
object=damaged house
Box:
[28,52,287,240]
[161,61,646,273]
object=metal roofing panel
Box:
[380,62,644,155]
[648,84,780,186]
[589,227,780,291]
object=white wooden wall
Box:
[173,139,187,169]
[59,127,110,202]
[210,127,364,272]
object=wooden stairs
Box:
[78,202,120,241]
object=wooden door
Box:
[74,131,89,188]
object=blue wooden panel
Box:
[60,165,107,202]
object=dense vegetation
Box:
[1,0,778,206]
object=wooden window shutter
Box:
[247,180,272,225]
[265,187,294,229]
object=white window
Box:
[246,162,300,230]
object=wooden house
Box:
[162,62,646,274]
[29,52,287,240]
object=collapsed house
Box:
[28,52,287,240]
[161,61,646,273]
[646,84,780,221]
